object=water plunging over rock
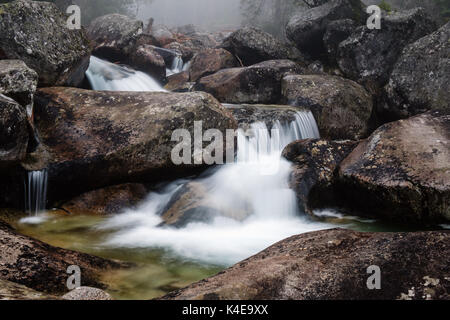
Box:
[86,56,166,92]
[24,169,48,215]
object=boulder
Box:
[134,33,161,48]
[195,60,302,104]
[0,0,91,87]
[0,94,29,166]
[323,19,356,65]
[283,139,357,214]
[0,220,123,295]
[382,21,450,121]
[162,229,450,300]
[151,26,176,46]
[286,0,366,59]
[60,183,147,216]
[281,74,373,140]
[337,8,437,90]
[189,48,239,82]
[87,14,143,62]
[62,287,113,300]
[34,88,237,202]
[164,42,195,62]
[221,26,305,66]
[337,110,450,223]
[0,60,38,114]
[177,24,197,35]
[0,279,58,300]
[128,45,166,83]
[164,71,191,92]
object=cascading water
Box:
[24,169,48,215]
[99,111,333,266]
[166,54,190,76]
[86,56,166,92]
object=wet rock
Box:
[337,110,450,223]
[0,220,123,295]
[337,8,437,90]
[159,182,250,228]
[286,0,366,59]
[162,229,450,300]
[128,45,166,83]
[87,14,143,62]
[382,21,450,121]
[323,19,356,65]
[152,26,176,46]
[221,26,306,66]
[164,42,195,62]
[281,74,373,140]
[283,139,357,214]
[224,104,309,131]
[34,88,237,202]
[165,71,191,92]
[195,60,302,104]
[134,33,162,48]
[0,279,58,300]
[61,183,147,216]
[0,0,91,87]
[0,60,38,114]
[0,94,29,166]
[189,48,239,82]
[62,287,113,300]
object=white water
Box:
[166,54,190,76]
[24,169,48,216]
[86,56,166,92]
[99,112,333,266]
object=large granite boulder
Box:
[162,229,450,300]
[87,14,143,62]
[283,139,358,214]
[195,60,302,104]
[221,26,305,66]
[337,8,437,90]
[0,220,123,295]
[0,60,38,114]
[34,88,237,202]
[281,74,373,140]
[0,0,91,87]
[382,21,450,121]
[0,279,58,300]
[286,0,366,59]
[189,48,239,82]
[323,19,357,65]
[337,110,450,223]
[62,287,113,300]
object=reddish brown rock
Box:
[189,48,239,82]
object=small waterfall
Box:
[24,169,48,215]
[99,111,331,265]
[166,54,186,76]
[86,56,166,92]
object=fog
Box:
[136,0,243,31]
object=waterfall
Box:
[86,56,166,92]
[99,111,333,265]
[24,169,48,215]
[166,54,189,76]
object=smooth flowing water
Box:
[24,169,48,215]
[86,56,166,92]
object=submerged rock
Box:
[0,279,58,300]
[34,88,237,202]
[286,0,365,59]
[281,74,373,140]
[62,287,113,300]
[128,45,166,83]
[61,183,147,216]
[221,26,305,66]
[0,0,91,87]
[337,8,436,90]
[189,48,239,82]
[0,220,123,295]
[337,110,450,223]
[282,139,357,214]
[87,14,143,62]
[195,60,302,104]
[162,229,450,300]
[0,60,38,113]
[382,21,450,121]
[0,94,29,166]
